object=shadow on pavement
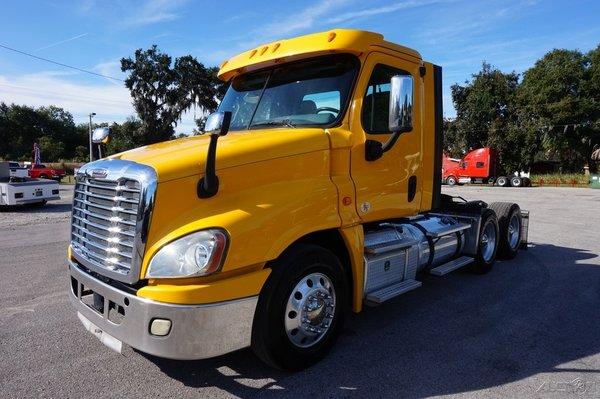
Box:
[0,202,72,213]
[146,243,600,398]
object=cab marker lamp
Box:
[146,229,227,278]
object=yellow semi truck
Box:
[68,29,528,370]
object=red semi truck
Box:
[442,147,531,187]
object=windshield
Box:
[217,54,358,131]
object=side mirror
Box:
[204,111,232,136]
[365,75,414,162]
[92,127,111,144]
[389,75,413,132]
[198,111,232,199]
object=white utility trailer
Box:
[0,162,60,206]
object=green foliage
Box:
[0,102,87,162]
[121,46,225,145]
[38,136,65,161]
[447,46,600,173]
[530,173,590,185]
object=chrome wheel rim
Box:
[284,272,336,348]
[511,178,520,186]
[508,213,521,250]
[480,221,497,262]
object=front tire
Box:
[251,244,348,370]
[446,176,457,186]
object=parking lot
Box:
[1,185,599,398]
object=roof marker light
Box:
[272,43,281,52]
[260,46,268,55]
[328,32,337,42]
[249,49,257,58]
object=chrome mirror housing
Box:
[389,75,414,133]
[92,127,111,144]
[204,111,232,136]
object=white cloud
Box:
[122,0,189,28]
[35,33,89,52]
[325,0,453,24]
[92,60,125,85]
[0,73,133,121]
[261,0,351,39]
[0,71,198,134]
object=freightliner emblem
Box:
[90,168,108,179]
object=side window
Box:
[361,64,410,134]
[476,161,485,168]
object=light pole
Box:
[88,113,96,162]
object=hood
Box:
[112,128,330,182]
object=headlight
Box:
[146,229,228,278]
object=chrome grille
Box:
[70,160,157,284]
[72,177,140,274]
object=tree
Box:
[520,49,598,172]
[449,62,529,171]
[0,103,86,162]
[121,46,225,144]
[442,118,465,158]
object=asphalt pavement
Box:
[1,185,599,398]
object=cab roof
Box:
[217,29,421,81]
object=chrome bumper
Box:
[68,260,258,360]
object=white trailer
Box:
[0,162,60,206]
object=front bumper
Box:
[68,260,258,360]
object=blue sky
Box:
[1,0,599,133]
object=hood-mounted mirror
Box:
[198,111,232,198]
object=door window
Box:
[361,64,410,134]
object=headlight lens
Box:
[146,229,227,278]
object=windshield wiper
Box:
[251,119,296,128]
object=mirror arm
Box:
[197,134,220,198]
[365,127,410,162]
[197,111,231,199]
[381,130,402,153]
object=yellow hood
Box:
[113,128,330,182]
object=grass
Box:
[60,175,76,185]
[530,173,592,187]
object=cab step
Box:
[429,256,474,276]
[365,279,422,305]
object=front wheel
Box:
[446,176,457,186]
[251,244,347,370]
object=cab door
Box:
[349,52,423,222]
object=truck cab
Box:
[443,147,531,187]
[68,29,527,370]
